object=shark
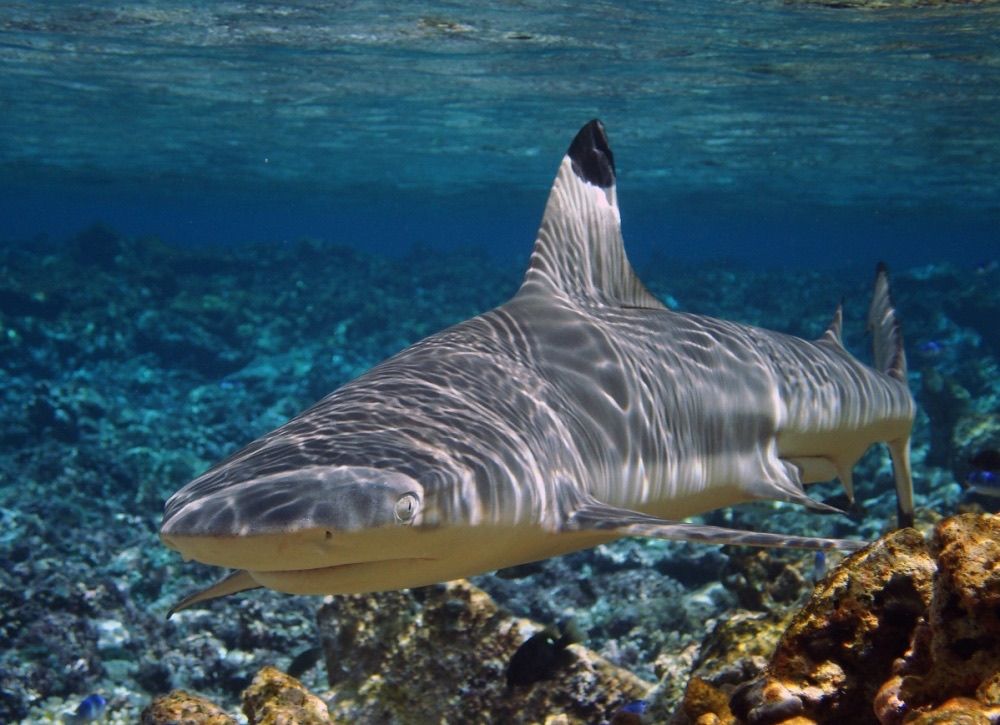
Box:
[160,120,915,614]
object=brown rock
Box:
[904,696,1000,724]
[140,689,237,724]
[727,514,1000,724]
[730,527,936,724]
[929,513,1000,687]
[681,676,736,725]
[241,665,331,724]
[883,513,1000,721]
[317,578,650,724]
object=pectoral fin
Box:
[167,569,260,617]
[567,501,866,551]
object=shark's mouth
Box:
[247,556,442,596]
[262,556,436,576]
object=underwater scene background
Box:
[1,2,998,723]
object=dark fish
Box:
[819,493,865,520]
[495,561,546,579]
[970,448,1000,471]
[287,646,324,679]
[506,620,582,688]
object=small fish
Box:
[811,550,827,583]
[62,694,107,724]
[818,493,865,520]
[915,340,944,358]
[495,561,546,579]
[610,699,648,725]
[965,449,1000,501]
[970,448,1000,471]
[506,619,582,688]
[287,645,324,679]
[966,474,1000,499]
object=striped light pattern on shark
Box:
[160,120,915,613]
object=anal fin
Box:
[785,455,856,504]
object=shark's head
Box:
[159,433,596,599]
[160,461,466,595]
[161,465,425,561]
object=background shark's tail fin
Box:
[867,262,907,382]
[867,263,915,528]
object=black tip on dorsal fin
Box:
[517,120,664,311]
[567,119,615,189]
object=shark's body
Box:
[161,121,915,612]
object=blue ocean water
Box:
[2,2,1000,722]
[2,1,998,268]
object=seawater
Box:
[2,2,999,721]
[1,0,997,268]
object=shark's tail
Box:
[867,262,914,528]
[868,262,907,382]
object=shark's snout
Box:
[160,465,425,568]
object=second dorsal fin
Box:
[820,300,845,348]
[518,120,664,310]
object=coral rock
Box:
[904,696,1000,724]
[317,578,650,724]
[882,513,1000,721]
[242,665,331,724]
[140,689,237,724]
[730,527,936,724]
[728,514,1000,725]
[680,676,736,725]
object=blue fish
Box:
[915,340,944,357]
[620,700,648,714]
[812,550,827,583]
[62,694,106,724]
[965,449,1000,501]
[967,472,1000,499]
[611,699,648,724]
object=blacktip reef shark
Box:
[161,120,915,614]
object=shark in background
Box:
[160,120,915,614]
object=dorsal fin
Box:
[517,120,665,310]
[819,300,845,348]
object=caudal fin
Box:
[867,262,907,382]
[867,263,915,528]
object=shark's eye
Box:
[394,492,419,524]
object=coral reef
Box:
[728,514,1000,724]
[2,226,999,721]
[241,667,330,725]
[141,689,235,724]
[142,580,649,724]
[316,579,651,723]
[135,514,1000,724]
[874,514,1000,723]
